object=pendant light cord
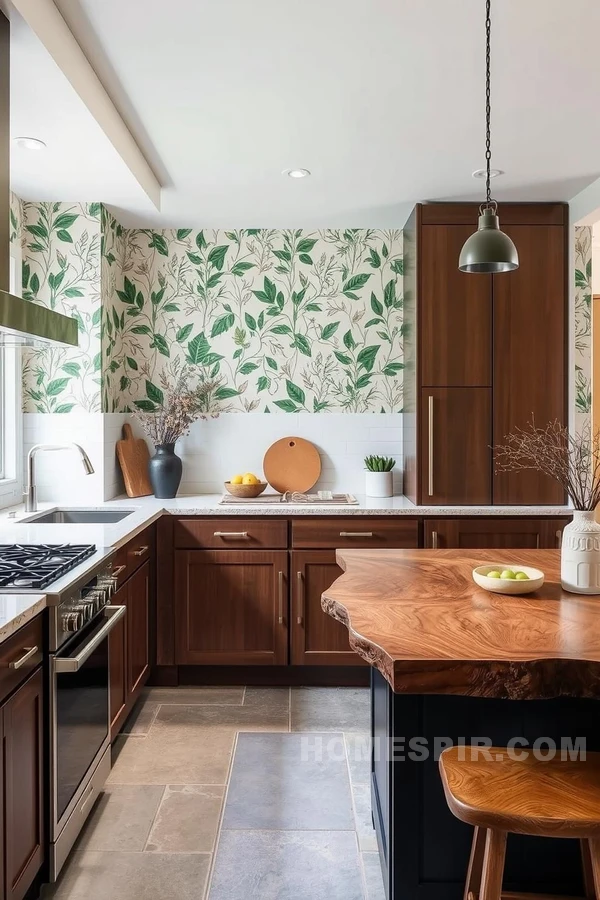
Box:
[484,0,494,210]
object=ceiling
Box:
[8,0,600,228]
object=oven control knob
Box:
[95,578,115,601]
[82,588,105,612]
[61,610,83,632]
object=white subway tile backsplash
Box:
[22,411,404,501]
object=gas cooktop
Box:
[0,544,97,590]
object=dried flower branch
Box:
[133,365,222,445]
[494,419,600,511]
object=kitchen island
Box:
[322,549,600,900]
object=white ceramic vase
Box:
[560,510,600,594]
[365,470,393,498]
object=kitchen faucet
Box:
[25,443,95,512]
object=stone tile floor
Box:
[45,686,385,900]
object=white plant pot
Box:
[560,510,600,594]
[365,470,393,498]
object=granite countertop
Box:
[0,593,46,644]
[322,548,600,700]
[0,494,573,555]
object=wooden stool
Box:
[439,746,600,900]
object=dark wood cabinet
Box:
[420,387,492,505]
[109,581,128,735]
[291,551,366,666]
[127,561,150,695]
[174,549,288,665]
[3,667,43,900]
[424,516,571,550]
[110,535,153,739]
[492,224,567,505]
[420,225,492,387]
[404,202,567,506]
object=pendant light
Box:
[459,0,518,274]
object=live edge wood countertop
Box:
[321,549,600,700]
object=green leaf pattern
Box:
[574,225,592,427]
[12,199,102,413]
[102,225,405,413]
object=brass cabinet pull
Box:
[339,531,373,538]
[556,529,562,549]
[111,564,126,578]
[132,545,149,556]
[428,395,434,497]
[278,571,284,625]
[431,530,439,549]
[536,534,540,549]
[8,646,38,670]
[213,531,248,538]
[297,571,304,625]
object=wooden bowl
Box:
[472,564,545,595]
[224,481,267,499]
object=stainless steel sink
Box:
[21,508,135,524]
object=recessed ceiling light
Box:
[283,168,311,179]
[472,167,504,179]
[13,137,46,151]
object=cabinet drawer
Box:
[292,518,419,549]
[112,523,155,588]
[0,615,43,706]
[174,518,288,550]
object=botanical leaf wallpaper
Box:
[17,201,103,413]
[574,225,592,428]
[102,225,404,414]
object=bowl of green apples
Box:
[472,564,544,595]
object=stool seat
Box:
[440,746,600,839]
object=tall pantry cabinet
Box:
[403,203,567,506]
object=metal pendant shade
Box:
[459,0,518,274]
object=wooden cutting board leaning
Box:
[263,436,321,493]
[116,423,153,497]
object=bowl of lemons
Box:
[224,473,268,499]
[472,565,544,595]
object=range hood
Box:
[0,290,78,347]
[0,14,78,350]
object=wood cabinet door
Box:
[109,581,128,738]
[424,517,571,550]
[127,561,150,697]
[175,550,289,665]
[4,668,43,900]
[420,225,492,387]
[493,224,566,504]
[420,387,492,505]
[291,551,366,666]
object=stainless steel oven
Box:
[47,557,125,881]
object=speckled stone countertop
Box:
[0,593,46,644]
[0,493,573,555]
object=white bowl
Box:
[472,564,545,595]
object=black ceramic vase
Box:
[149,443,182,499]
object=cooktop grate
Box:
[0,543,96,589]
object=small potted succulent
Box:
[364,455,396,498]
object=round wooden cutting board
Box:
[263,436,321,493]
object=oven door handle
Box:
[53,605,126,674]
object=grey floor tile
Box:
[145,686,244,705]
[363,852,386,900]
[77,785,164,852]
[121,697,159,735]
[291,687,370,733]
[108,730,234,785]
[153,702,288,732]
[352,783,377,852]
[223,732,354,830]
[209,830,364,900]
[243,686,290,714]
[345,733,372,784]
[45,851,210,900]
[146,785,224,852]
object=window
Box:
[0,250,23,509]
